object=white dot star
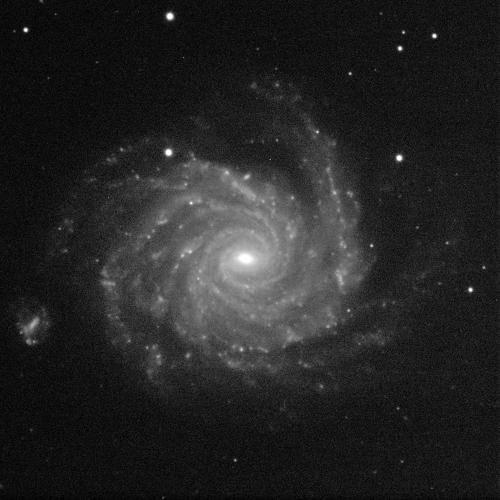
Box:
[397,45,404,52]
[165,11,175,22]
[395,153,404,162]
[164,148,173,157]
[22,26,30,34]
[467,286,474,294]
[431,32,438,39]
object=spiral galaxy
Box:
[43,79,403,395]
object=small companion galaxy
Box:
[2,2,497,498]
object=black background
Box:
[2,1,497,497]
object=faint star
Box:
[23,26,30,33]
[397,45,404,52]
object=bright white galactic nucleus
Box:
[39,78,451,398]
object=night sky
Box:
[2,1,498,498]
